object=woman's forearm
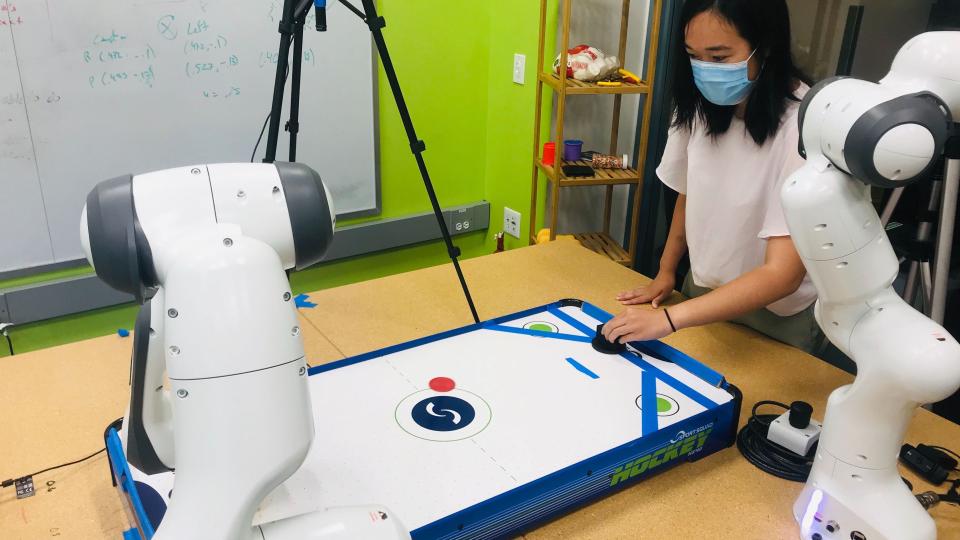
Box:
[669,266,798,328]
[669,237,806,329]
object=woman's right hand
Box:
[617,272,676,308]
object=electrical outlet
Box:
[450,208,472,233]
[513,53,526,85]
[504,207,521,238]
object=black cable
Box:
[251,112,273,163]
[918,478,960,509]
[930,445,960,469]
[251,45,292,163]
[736,400,815,482]
[2,448,106,488]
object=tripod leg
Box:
[288,19,305,162]
[932,158,959,324]
[356,0,480,323]
[904,261,919,306]
[921,261,933,316]
[880,187,904,227]
[263,0,298,163]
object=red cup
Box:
[542,142,556,165]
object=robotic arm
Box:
[783,32,960,540]
[82,163,408,540]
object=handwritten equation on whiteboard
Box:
[0,1,23,26]
[75,4,318,100]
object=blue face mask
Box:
[690,49,758,106]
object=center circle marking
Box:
[411,395,476,431]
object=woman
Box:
[603,0,821,352]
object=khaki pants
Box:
[681,273,823,354]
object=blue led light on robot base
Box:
[800,488,824,534]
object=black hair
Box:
[671,0,811,145]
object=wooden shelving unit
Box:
[528,0,663,266]
[538,73,652,95]
[535,159,642,187]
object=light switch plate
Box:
[513,54,525,85]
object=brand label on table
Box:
[609,426,714,486]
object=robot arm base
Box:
[795,450,936,540]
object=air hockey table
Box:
[105,299,742,539]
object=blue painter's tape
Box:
[309,303,559,375]
[309,300,720,415]
[547,307,594,337]
[565,357,599,379]
[630,340,724,387]
[581,301,724,387]
[580,302,613,324]
[620,352,720,409]
[294,294,317,309]
[487,325,593,343]
[122,529,141,540]
[106,429,155,539]
[641,368,658,437]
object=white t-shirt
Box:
[655,87,817,317]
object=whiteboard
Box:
[0,0,378,272]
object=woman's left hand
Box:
[603,306,675,344]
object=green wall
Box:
[0,0,558,357]
[485,1,557,252]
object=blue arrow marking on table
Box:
[294,294,316,309]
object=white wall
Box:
[786,0,934,81]
[850,0,934,81]
[546,0,651,243]
[787,0,848,80]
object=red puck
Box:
[429,377,456,392]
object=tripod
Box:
[261,0,480,323]
[881,131,959,324]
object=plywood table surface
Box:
[0,314,338,539]
[2,239,959,539]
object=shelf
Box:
[574,232,630,265]
[528,0,665,267]
[535,159,642,187]
[539,73,651,95]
